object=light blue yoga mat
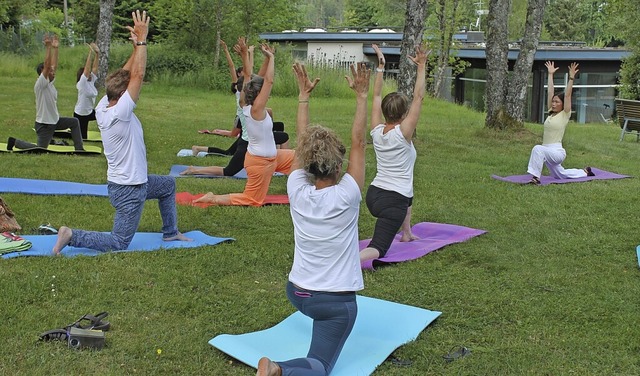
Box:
[0,177,108,196]
[170,165,284,179]
[209,295,441,375]
[1,230,233,259]
[636,245,640,267]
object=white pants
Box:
[527,143,587,179]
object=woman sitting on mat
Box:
[73,42,100,140]
[359,43,429,263]
[194,41,295,206]
[526,61,594,185]
[256,62,370,376]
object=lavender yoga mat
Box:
[359,222,486,270]
[491,167,630,185]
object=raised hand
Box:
[372,44,385,66]
[43,34,52,46]
[126,9,150,44]
[90,42,100,54]
[51,35,59,48]
[568,62,579,78]
[545,61,558,74]
[220,39,228,52]
[408,42,430,65]
[345,62,371,96]
[293,62,320,98]
[260,43,275,58]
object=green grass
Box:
[1,58,640,375]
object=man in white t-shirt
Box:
[7,34,84,151]
[52,10,190,255]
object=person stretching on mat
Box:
[187,40,289,157]
[359,43,429,263]
[73,42,100,140]
[256,62,370,376]
[526,61,594,184]
[52,10,190,255]
[7,34,84,151]
[194,40,295,206]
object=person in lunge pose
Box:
[256,62,370,376]
[526,61,594,184]
[53,10,190,255]
[74,42,100,140]
[8,34,84,151]
[194,40,295,206]
[359,43,429,263]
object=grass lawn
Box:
[1,60,639,375]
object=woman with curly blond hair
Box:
[256,62,370,376]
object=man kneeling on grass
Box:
[53,10,190,255]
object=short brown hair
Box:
[105,69,130,101]
[243,75,264,106]
[381,92,409,124]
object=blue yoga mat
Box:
[209,295,441,375]
[636,245,640,268]
[0,177,108,196]
[1,230,233,259]
[170,165,284,179]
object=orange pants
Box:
[229,149,294,206]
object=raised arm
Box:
[82,44,93,79]
[235,37,253,87]
[90,43,100,76]
[41,34,58,80]
[291,62,320,170]
[250,44,274,120]
[344,63,371,190]
[544,61,558,110]
[257,43,273,78]
[564,62,579,114]
[125,10,150,103]
[371,44,386,128]
[221,40,237,85]
[399,43,429,140]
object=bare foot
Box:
[52,226,72,255]
[191,146,200,156]
[180,166,198,175]
[400,232,420,242]
[194,192,216,204]
[257,357,281,376]
[163,232,192,242]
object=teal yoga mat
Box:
[209,295,441,375]
[1,230,233,258]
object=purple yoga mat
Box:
[491,167,631,186]
[359,222,486,270]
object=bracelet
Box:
[376,68,384,73]
[569,77,574,81]
[136,41,147,46]
[298,100,309,103]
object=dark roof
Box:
[261,32,630,62]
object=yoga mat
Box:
[491,167,631,185]
[209,295,441,376]
[176,192,289,207]
[170,165,284,179]
[1,230,233,259]
[176,149,230,158]
[360,222,487,270]
[636,245,640,268]
[54,130,102,142]
[0,143,102,155]
[0,177,108,196]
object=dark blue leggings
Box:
[365,185,413,257]
[276,281,357,376]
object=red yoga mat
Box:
[176,192,289,208]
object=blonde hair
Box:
[381,92,409,124]
[105,69,130,101]
[296,125,346,183]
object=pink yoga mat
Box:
[359,222,486,270]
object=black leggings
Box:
[222,138,248,176]
[73,110,96,140]
[365,185,413,257]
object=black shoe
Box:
[585,167,595,177]
[7,137,15,151]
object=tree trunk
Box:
[95,0,116,89]
[484,0,512,130]
[213,3,222,68]
[398,0,428,98]
[433,0,460,98]
[505,0,546,125]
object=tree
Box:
[543,0,589,42]
[431,0,461,98]
[397,0,428,97]
[484,0,546,130]
[95,0,116,89]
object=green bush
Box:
[619,50,640,100]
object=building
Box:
[260,30,630,124]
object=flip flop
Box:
[39,328,68,342]
[443,346,471,362]
[68,312,110,331]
